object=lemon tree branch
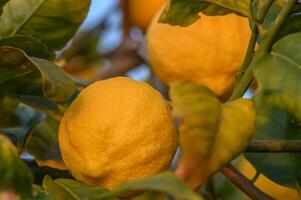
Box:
[222,164,275,200]
[246,140,301,153]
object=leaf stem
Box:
[246,140,301,152]
[229,0,296,101]
[233,26,258,89]
[222,164,275,200]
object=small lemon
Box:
[147,12,251,98]
[127,0,166,31]
[59,77,177,189]
[239,158,299,200]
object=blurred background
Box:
[59,0,152,85]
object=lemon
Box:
[147,12,251,98]
[239,158,299,200]
[127,0,166,31]
[59,77,177,189]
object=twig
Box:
[97,0,145,80]
[222,164,275,200]
[232,26,258,92]
[250,171,261,183]
[246,140,301,153]
[98,37,144,80]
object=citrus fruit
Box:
[59,77,177,189]
[239,158,299,200]
[127,0,166,31]
[147,12,251,98]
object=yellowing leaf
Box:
[0,134,32,199]
[170,82,255,189]
[26,117,66,170]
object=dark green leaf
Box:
[99,172,203,200]
[0,67,33,85]
[43,176,114,200]
[251,0,273,21]
[0,104,45,150]
[246,32,301,189]
[10,95,65,121]
[0,0,8,15]
[245,105,301,190]
[159,0,250,27]
[33,193,53,200]
[0,96,19,128]
[26,117,66,170]
[0,134,32,199]
[0,0,91,50]
[0,46,75,102]
[276,14,301,41]
[0,35,55,59]
[261,1,282,30]
[31,57,76,102]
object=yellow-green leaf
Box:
[99,172,203,200]
[170,81,255,189]
[0,134,32,199]
[0,0,91,50]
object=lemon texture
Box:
[147,13,251,97]
[59,77,177,189]
[239,158,299,200]
[127,0,166,31]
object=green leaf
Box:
[0,134,32,199]
[276,14,301,41]
[25,117,66,170]
[159,0,250,27]
[0,104,45,150]
[254,33,301,120]
[10,95,65,121]
[0,46,75,102]
[0,0,8,15]
[169,82,255,189]
[0,67,33,85]
[33,193,53,200]
[99,172,203,200]
[43,176,113,200]
[0,96,19,128]
[0,35,55,59]
[0,0,91,50]
[261,1,283,30]
[245,32,301,190]
[251,0,274,21]
[245,105,301,190]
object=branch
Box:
[98,37,144,80]
[222,164,275,200]
[97,0,145,80]
[246,140,301,153]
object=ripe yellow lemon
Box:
[59,77,177,189]
[127,0,166,31]
[239,158,299,200]
[147,12,251,98]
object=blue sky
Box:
[81,0,122,53]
